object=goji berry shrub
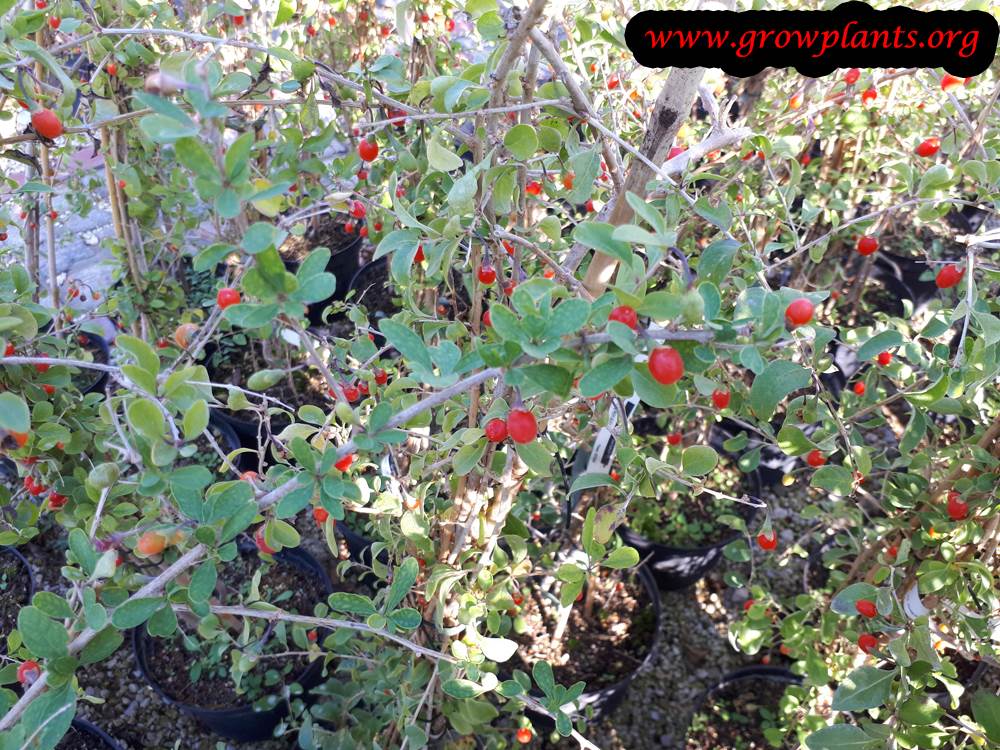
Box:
[0,2,998,750]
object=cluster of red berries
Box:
[24,476,46,496]
[484,409,537,444]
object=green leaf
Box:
[175,137,219,182]
[442,679,488,698]
[17,180,54,193]
[448,172,478,213]
[830,666,895,711]
[454,440,487,476]
[906,376,949,406]
[12,39,77,108]
[247,369,285,391]
[147,604,178,637]
[520,364,572,398]
[275,0,295,24]
[465,0,494,17]
[857,330,904,362]
[480,637,519,662]
[898,695,944,726]
[612,224,667,247]
[972,690,1000,743]
[776,425,812,456]
[532,660,556,697]
[121,365,155,395]
[569,472,616,493]
[116,335,160,375]
[638,291,682,322]
[328,592,377,616]
[379,320,433,372]
[389,607,422,630]
[224,131,254,181]
[632,364,680,408]
[546,299,591,338]
[566,149,600,204]
[0,392,30,433]
[182,400,209,440]
[515,440,552,477]
[111,597,165,629]
[224,303,282,328]
[917,163,953,197]
[243,222,281,254]
[373,229,421,261]
[385,557,420,612]
[68,529,98,575]
[749,361,811,420]
[682,445,719,476]
[503,124,538,160]
[603,546,639,569]
[17,606,68,659]
[187,561,217,603]
[811,465,853,496]
[488,304,526,344]
[79,627,123,665]
[32,591,74,619]
[572,222,632,264]
[133,91,193,124]
[804,725,877,749]
[18,682,76,748]
[593,505,618,544]
[140,113,199,142]
[427,133,465,172]
[128,399,166,442]
[694,196,732,231]
[830,582,878,615]
[270,519,300,548]
[578,356,632,398]
[698,239,740,285]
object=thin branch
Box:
[951,247,976,368]
[527,27,624,193]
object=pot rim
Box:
[68,718,125,750]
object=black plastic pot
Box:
[691,665,802,727]
[717,416,800,489]
[871,251,941,315]
[209,406,261,459]
[528,565,662,727]
[331,521,392,593]
[196,409,252,473]
[345,257,401,347]
[619,428,763,590]
[38,324,111,395]
[60,718,125,750]
[333,519,380,568]
[133,544,333,743]
[74,332,111,395]
[0,546,34,655]
[199,340,266,453]
[281,229,363,327]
